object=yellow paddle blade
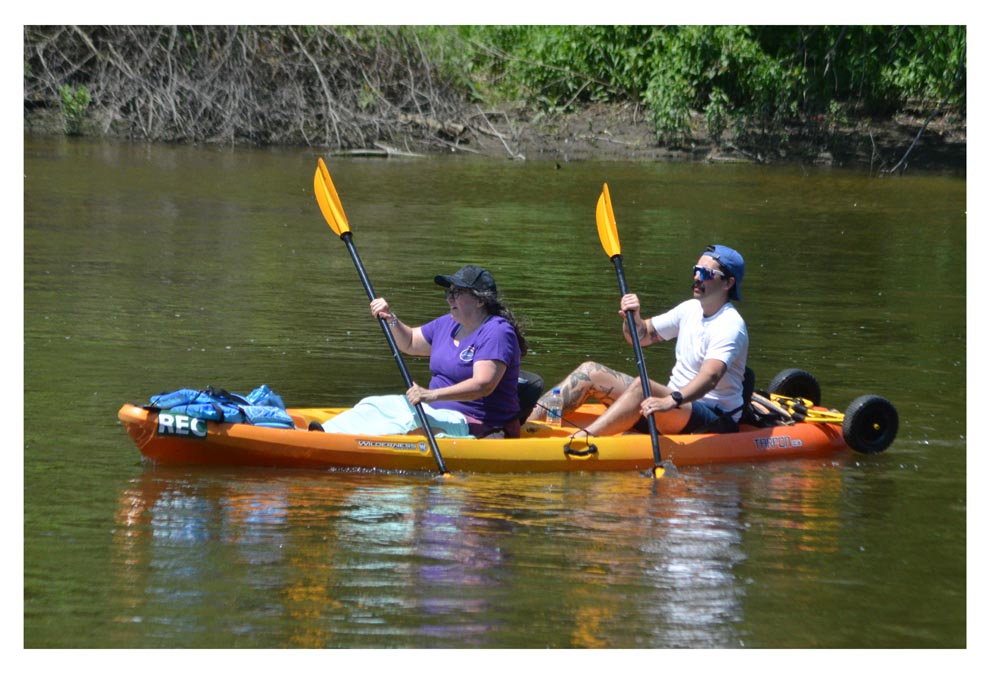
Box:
[313,157,351,236]
[596,183,621,257]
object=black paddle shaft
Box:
[611,255,664,467]
[340,232,449,474]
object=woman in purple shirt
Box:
[370,265,528,438]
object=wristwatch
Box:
[670,391,684,407]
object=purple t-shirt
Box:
[419,313,520,428]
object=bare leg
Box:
[583,377,692,436]
[527,361,634,421]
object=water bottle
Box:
[547,387,563,427]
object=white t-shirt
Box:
[650,299,749,417]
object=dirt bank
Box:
[461,103,966,174]
[26,102,966,174]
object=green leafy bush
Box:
[58,84,91,135]
[454,25,964,146]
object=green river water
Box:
[22,135,968,651]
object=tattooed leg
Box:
[583,376,687,436]
[527,361,634,420]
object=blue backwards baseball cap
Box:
[702,245,744,301]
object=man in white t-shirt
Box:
[530,244,748,436]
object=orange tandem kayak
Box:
[117,400,880,473]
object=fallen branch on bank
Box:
[469,107,525,160]
[885,44,966,175]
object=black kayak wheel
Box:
[843,395,899,454]
[766,368,822,406]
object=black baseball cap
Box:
[434,265,497,293]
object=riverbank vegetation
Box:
[24,25,966,170]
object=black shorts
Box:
[634,400,739,435]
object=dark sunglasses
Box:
[445,287,469,299]
[693,265,726,281]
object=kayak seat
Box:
[738,366,789,428]
[517,370,545,423]
[737,366,757,425]
[744,366,755,404]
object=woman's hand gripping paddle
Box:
[314,158,450,477]
[596,183,672,479]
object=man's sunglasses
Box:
[693,266,726,281]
